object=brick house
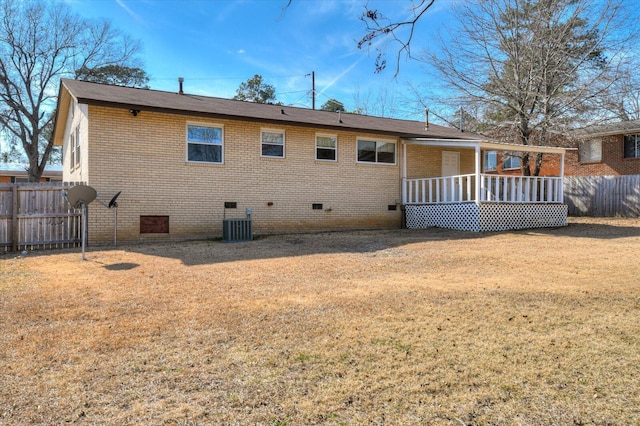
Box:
[0,163,62,183]
[52,79,567,243]
[567,120,640,176]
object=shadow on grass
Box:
[119,219,640,267]
[7,219,637,266]
[103,262,139,271]
[515,219,640,239]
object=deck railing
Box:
[403,174,563,205]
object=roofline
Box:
[574,128,640,139]
[404,138,566,154]
[79,97,434,138]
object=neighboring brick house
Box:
[566,120,640,176]
[0,163,62,183]
[52,79,567,242]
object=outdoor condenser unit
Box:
[222,204,253,242]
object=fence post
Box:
[11,184,18,252]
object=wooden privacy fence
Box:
[0,183,81,253]
[564,175,640,217]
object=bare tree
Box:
[423,0,638,175]
[0,0,142,181]
[0,128,20,162]
[593,63,640,122]
[352,85,399,117]
[358,0,435,76]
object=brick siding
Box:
[565,135,640,176]
[78,105,407,244]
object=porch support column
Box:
[475,144,481,205]
[402,141,407,204]
[559,151,565,203]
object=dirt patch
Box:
[2,217,640,424]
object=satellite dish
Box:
[66,185,97,208]
[108,191,122,209]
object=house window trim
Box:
[74,125,81,169]
[623,134,640,159]
[356,137,397,165]
[186,122,224,164]
[260,128,286,159]
[70,129,76,172]
[502,151,521,170]
[315,133,338,162]
[483,151,497,172]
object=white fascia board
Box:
[403,138,566,154]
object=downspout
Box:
[475,144,482,205]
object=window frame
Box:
[260,129,285,159]
[74,125,81,169]
[502,151,521,170]
[315,133,338,162]
[579,138,602,163]
[483,151,497,172]
[356,138,397,165]
[70,129,76,170]
[186,122,224,164]
[623,134,640,159]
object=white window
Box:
[187,124,223,163]
[503,152,521,169]
[70,130,76,169]
[74,125,81,169]
[624,134,640,159]
[484,151,497,172]
[261,130,285,158]
[357,139,396,164]
[316,134,337,161]
[579,139,602,163]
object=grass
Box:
[1,217,640,424]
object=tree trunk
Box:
[533,152,544,177]
[521,152,531,176]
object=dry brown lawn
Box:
[2,217,640,425]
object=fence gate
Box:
[0,183,81,253]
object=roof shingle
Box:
[59,78,476,140]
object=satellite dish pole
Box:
[108,191,121,247]
[64,185,97,261]
[80,200,88,260]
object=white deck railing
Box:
[403,174,563,204]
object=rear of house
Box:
[53,80,453,243]
[52,79,568,244]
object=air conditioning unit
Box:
[222,218,252,242]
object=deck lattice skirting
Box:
[405,203,568,232]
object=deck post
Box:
[559,152,565,203]
[475,145,481,204]
[402,141,407,204]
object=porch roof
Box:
[403,138,566,154]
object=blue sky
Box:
[67,0,458,120]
